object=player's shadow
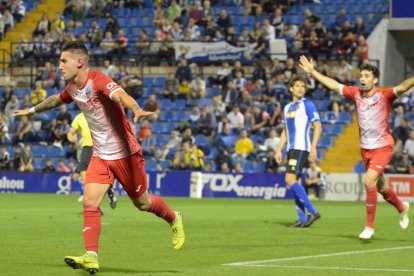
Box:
[102,267,180,274]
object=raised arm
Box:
[111,89,156,123]
[299,55,342,93]
[394,75,414,96]
[14,94,65,116]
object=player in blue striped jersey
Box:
[276,76,322,227]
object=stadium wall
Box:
[1,172,413,202]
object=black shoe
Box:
[288,220,306,228]
[303,212,321,227]
[107,189,117,210]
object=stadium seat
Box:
[160,99,172,110]
[31,145,48,158]
[353,162,366,174]
[322,111,338,124]
[255,162,266,173]
[48,146,65,158]
[145,159,158,172]
[337,112,351,124]
[318,137,333,149]
[143,77,154,87]
[195,134,208,147]
[159,160,171,170]
[154,77,166,87]
[160,111,173,122]
[242,161,255,173]
[328,124,343,136]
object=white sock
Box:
[87,251,98,256]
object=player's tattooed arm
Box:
[395,75,414,96]
[111,90,155,123]
[33,94,65,112]
[14,94,65,116]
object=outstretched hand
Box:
[14,109,30,117]
[133,109,157,123]
[299,55,315,74]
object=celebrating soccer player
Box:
[299,55,412,240]
[276,76,322,228]
[14,42,185,274]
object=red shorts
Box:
[84,151,147,198]
[360,145,394,174]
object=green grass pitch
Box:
[0,194,413,275]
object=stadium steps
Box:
[319,115,361,173]
[0,0,65,67]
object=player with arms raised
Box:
[299,55,412,240]
[14,41,185,274]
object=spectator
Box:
[216,9,232,31]
[305,161,324,199]
[221,80,239,106]
[163,72,178,101]
[31,81,47,105]
[1,86,15,109]
[209,61,231,88]
[42,158,56,172]
[56,158,70,173]
[178,78,191,100]
[86,20,103,48]
[251,105,270,134]
[50,12,65,40]
[231,60,245,79]
[104,16,119,36]
[111,28,129,60]
[355,35,368,66]
[0,146,11,171]
[195,105,216,136]
[11,0,26,23]
[181,128,195,145]
[394,150,413,174]
[225,26,238,46]
[33,13,50,37]
[233,130,254,161]
[227,104,244,132]
[20,145,33,172]
[304,8,320,24]
[43,118,60,144]
[168,1,182,23]
[219,161,231,172]
[0,112,10,145]
[210,95,226,120]
[353,16,367,37]
[175,59,192,82]
[189,0,204,24]
[334,6,348,32]
[238,28,253,47]
[56,118,71,145]
[263,19,276,41]
[173,141,193,170]
[141,129,156,157]
[265,149,279,173]
[404,130,414,158]
[233,162,243,173]
[271,7,284,37]
[100,31,116,58]
[101,59,117,79]
[5,94,20,124]
[3,10,14,34]
[233,71,247,93]
[19,94,31,110]
[138,119,151,141]
[283,58,297,82]
[71,1,86,27]
[124,68,143,99]
[144,94,161,117]
[170,22,184,41]
[187,18,201,40]
[252,61,267,84]
[190,76,206,99]
[56,105,72,125]
[12,145,23,171]
[135,29,150,57]
[264,128,280,152]
[394,118,411,145]
[37,62,56,88]
[155,130,182,161]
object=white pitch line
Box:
[223,245,414,266]
[238,264,414,273]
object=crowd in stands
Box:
[0,0,29,40]
[0,0,412,175]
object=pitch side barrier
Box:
[0,172,413,202]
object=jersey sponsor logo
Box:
[313,112,320,120]
[286,111,296,118]
[201,173,287,199]
[375,165,382,169]
[288,159,298,166]
[106,82,120,91]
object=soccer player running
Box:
[67,112,117,209]
[14,41,185,274]
[276,76,322,228]
[299,55,411,239]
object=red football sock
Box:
[365,187,378,228]
[83,206,101,253]
[148,195,176,224]
[381,185,404,213]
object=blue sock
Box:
[73,180,84,195]
[291,182,317,214]
[295,196,307,222]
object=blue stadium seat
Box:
[151,122,163,134]
[255,162,266,173]
[328,124,343,136]
[33,158,45,171]
[207,147,219,159]
[318,137,333,149]
[154,77,166,87]
[337,112,351,124]
[160,99,172,110]
[171,99,186,110]
[322,111,338,124]
[353,162,366,174]
[171,110,186,122]
[145,159,157,172]
[242,161,255,173]
[159,160,171,170]
[162,122,176,133]
[31,145,48,158]
[156,134,168,146]
[143,77,154,87]
[160,110,173,122]
[195,134,208,147]
[48,146,65,158]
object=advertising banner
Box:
[324,173,364,201]
[199,172,293,200]
[173,41,257,63]
[387,174,414,201]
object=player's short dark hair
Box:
[61,41,89,56]
[289,76,308,90]
[359,63,380,78]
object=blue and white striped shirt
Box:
[282,98,320,151]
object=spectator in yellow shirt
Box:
[178,78,191,100]
[234,130,254,161]
[31,81,47,105]
[173,141,204,170]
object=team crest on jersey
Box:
[85,86,92,99]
